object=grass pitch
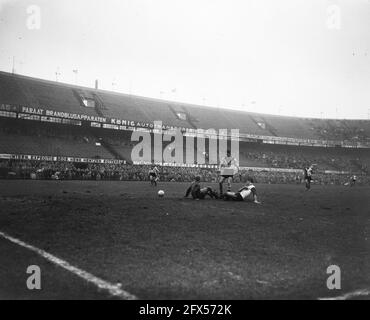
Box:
[0,180,369,299]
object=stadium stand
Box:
[239,142,370,173]
[1,71,370,183]
[0,118,114,159]
[2,71,370,143]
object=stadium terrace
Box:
[0,71,370,178]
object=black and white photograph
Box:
[0,0,369,305]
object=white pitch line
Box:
[318,289,370,300]
[0,231,137,300]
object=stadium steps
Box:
[0,73,29,105]
[215,110,269,136]
[167,104,198,129]
[249,115,278,136]
[178,105,235,130]
[98,139,125,161]
[88,126,132,163]
[97,92,150,122]
[14,77,41,108]
[15,77,99,117]
[92,93,107,118]
[0,132,114,159]
[264,116,317,139]
[259,116,279,136]
[1,72,370,145]
[132,98,189,126]
[92,136,130,163]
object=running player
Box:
[303,165,314,190]
[148,166,160,186]
[350,175,357,186]
[184,176,219,200]
[222,179,261,203]
[219,150,239,196]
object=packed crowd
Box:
[2,118,370,175]
[240,145,370,174]
[312,121,369,143]
[1,159,369,186]
[0,160,216,182]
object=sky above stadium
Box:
[0,0,369,119]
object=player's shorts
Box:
[197,192,206,200]
[234,192,244,201]
[220,168,234,179]
[192,189,206,199]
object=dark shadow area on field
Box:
[0,239,117,300]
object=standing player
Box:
[350,175,357,186]
[303,165,314,190]
[184,176,219,200]
[219,150,239,196]
[222,179,261,204]
[148,166,160,186]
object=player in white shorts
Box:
[223,180,261,204]
[219,150,239,196]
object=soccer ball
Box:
[158,190,165,197]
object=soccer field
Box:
[0,180,369,300]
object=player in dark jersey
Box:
[303,165,314,190]
[222,180,261,203]
[184,176,219,200]
[148,166,160,186]
[350,175,357,186]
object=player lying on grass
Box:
[184,176,219,200]
[222,180,261,204]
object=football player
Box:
[148,166,160,186]
[219,149,239,196]
[184,176,219,200]
[303,165,314,190]
[222,180,261,203]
